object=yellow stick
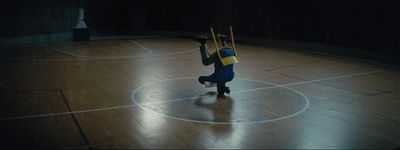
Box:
[210,27,223,62]
[210,27,219,50]
[229,25,239,62]
[229,26,236,51]
[217,34,223,48]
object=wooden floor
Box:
[0,38,399,149]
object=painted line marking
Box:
[48,40,153,59]
[0,70,380,121]
[131,77,310,125]
[0,39,197,61]
[233,70,381,94]
[58,89,91,146]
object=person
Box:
[195,34,236,97]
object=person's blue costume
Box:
[196,32,238,97]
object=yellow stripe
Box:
[221,56,238,66]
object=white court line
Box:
[0,104,137,120]
[150,48,199,57]
[1,40,197,61]
[0,69,381,121]
[129,40,199,57]
[232,70,382,94]
[135,70,381,106]
[49,40,153,59]
[131,77,310,125]
[129,40,153,55]
[58,40,198,58]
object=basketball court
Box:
[0,37,399,149]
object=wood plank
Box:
[0,38,399,149]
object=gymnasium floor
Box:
[0,38,399,149]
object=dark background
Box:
[1,0,399,65]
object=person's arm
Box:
[200,44,216,65]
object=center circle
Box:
[131,77,309,124]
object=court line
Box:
[232,70,381,94]
[47,40,153,59]
[0,40,198,61]
[128,40,199,57]
[0,70,380,121]
[58,89,91,146]
[138,69,381,104]
[263,60,323,72]
[0,104,138,120]
[131,77,310,125]
[131,69,380,124]
[129,40,153,55]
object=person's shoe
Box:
[225,87,230,94]
[198,77,205,84]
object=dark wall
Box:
[231,0,400,53]
[86,0,146,34]
[86,0,234,34]
[0,0,78,37]
[1,0,399,60]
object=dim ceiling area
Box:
[0,0,399,66]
